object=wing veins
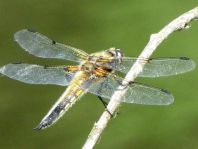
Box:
[85,75,174,105]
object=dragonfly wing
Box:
[115,57,196,77]
[14,29,88,62]
[86,75,174,105]
[0,63,74,86]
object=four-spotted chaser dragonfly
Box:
[0,29,196,130]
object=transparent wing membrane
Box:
[86,75,174,105]
[115,57,196,77]
[14,29,88,62]
[0,64,74,86]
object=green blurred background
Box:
[0,1,198,149]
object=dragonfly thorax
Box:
[81,60,113,77]
[81,62,95,72]
[87,48,123,67]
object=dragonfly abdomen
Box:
[34,94,80,130]
[34,71,89,130]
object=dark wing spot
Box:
[180,57,190,60]
[12,61,22,64]
[52,40,56,44]
[27,28,36,33]
[160,88,171,94]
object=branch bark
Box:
[82,7,198,149]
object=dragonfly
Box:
[0,29,196,130]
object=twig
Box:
[82,7,198,149]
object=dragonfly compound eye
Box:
[108,48,123,64]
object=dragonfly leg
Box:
[98,96,108,107]
[105,108,113,118]
[97,96,113,117]
[143,57,150,63]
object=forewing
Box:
[0,63,74,86]
[115,57,196,77]
[86,75,174,105]
[14,29,88,62]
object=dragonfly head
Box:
[107,48,123,63]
